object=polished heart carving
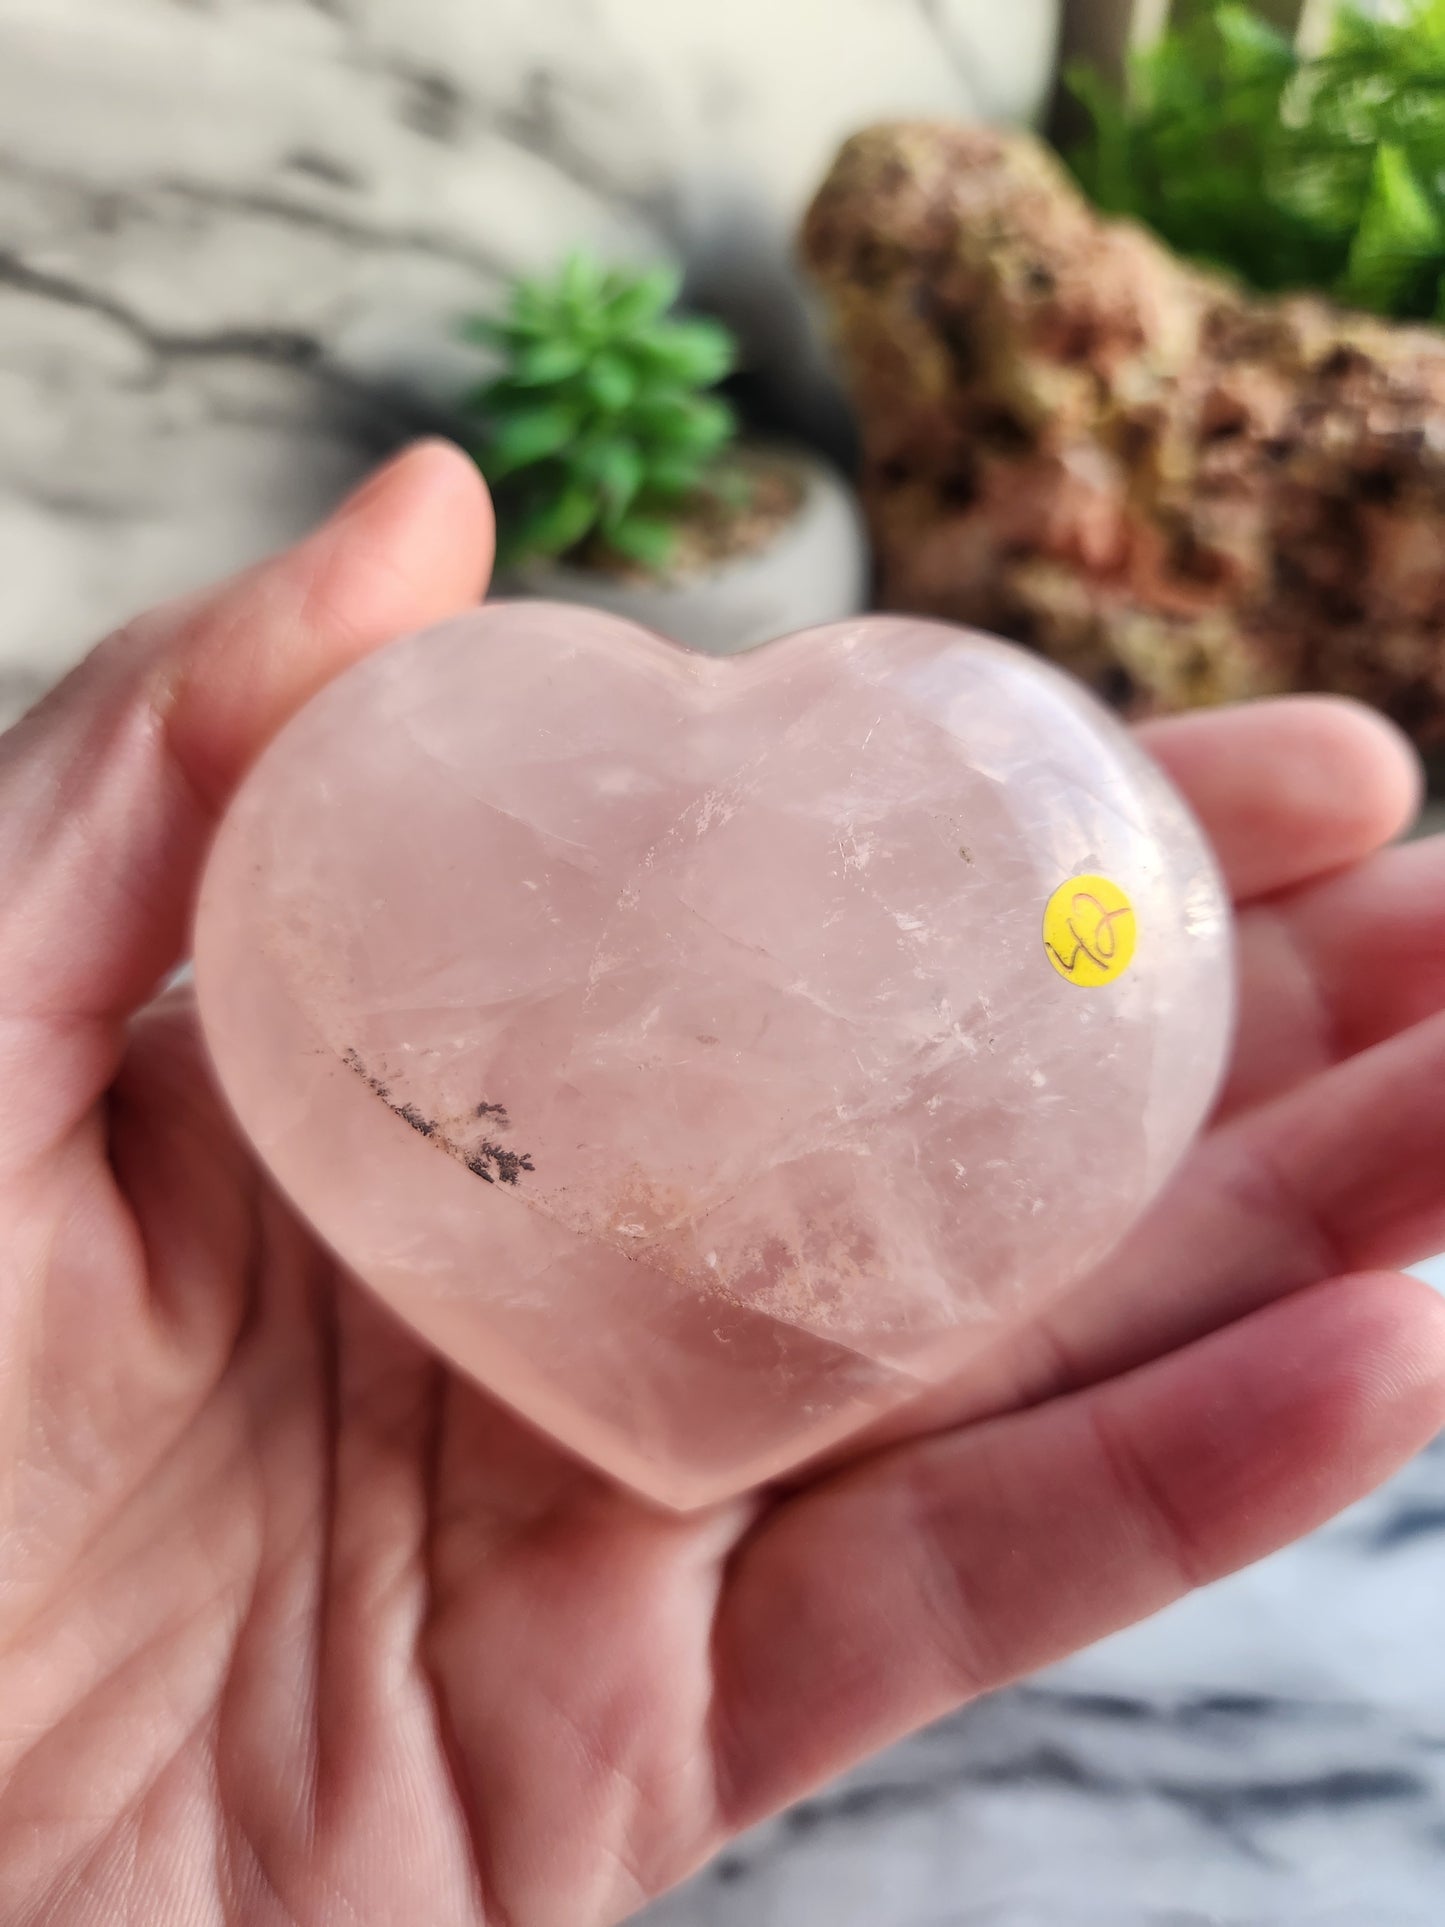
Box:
[194,606,1233,1508]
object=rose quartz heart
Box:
[194,605,1232,1508]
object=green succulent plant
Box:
[461,253,740,571]
[1068,0,1445,321]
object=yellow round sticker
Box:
[1042,874,1137,987]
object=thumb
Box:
[0,440,492,1158]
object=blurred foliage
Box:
[1068,0,1445,320]
[460,254,740,571]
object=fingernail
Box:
[330,439,464,524]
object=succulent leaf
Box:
[460,254,741,567]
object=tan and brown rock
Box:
[801,122,1445,744]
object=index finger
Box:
[1137,697,1422,903]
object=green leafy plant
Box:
[1068,0,1445,320]
[461,254,740,570]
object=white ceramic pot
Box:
[498,449,869,655]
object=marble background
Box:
[2,3,1443,1922]
[0,0,1056,721]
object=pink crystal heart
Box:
[194,605,1232,1508]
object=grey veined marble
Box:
[2,3,1442,1920]
[0,0,1058,718]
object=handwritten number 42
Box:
[1046,892,1133,976]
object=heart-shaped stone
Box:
[194,605,1232,1508]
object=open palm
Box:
[2,444,1442,1927]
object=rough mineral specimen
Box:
[194,604,1231,1507]
[801,123,1445,747]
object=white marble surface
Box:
[2,4,1443,1921]
[650,1260,1445,1925]
[0,0,1057,719]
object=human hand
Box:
[2,443,1442,1926]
